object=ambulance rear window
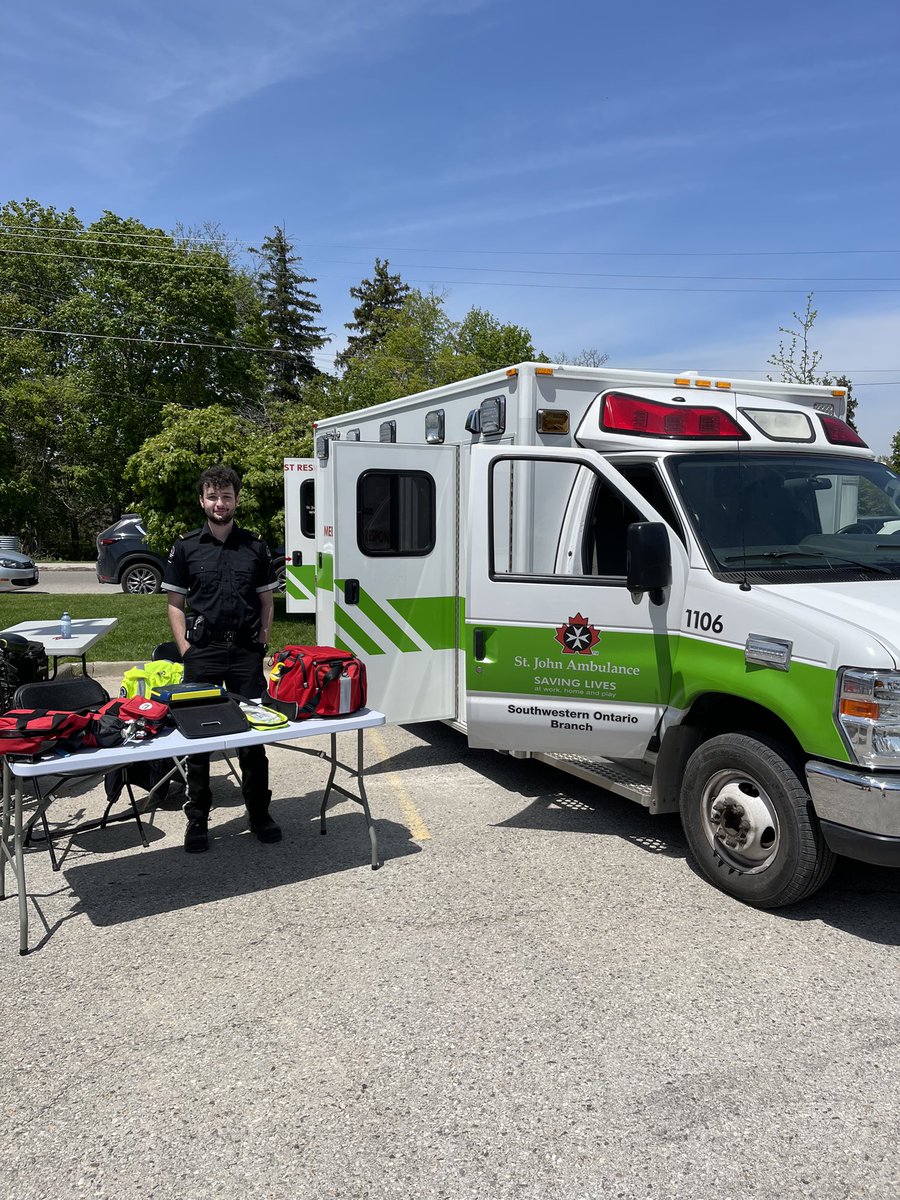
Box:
[357,470,436,556]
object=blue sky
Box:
[3,0,900,450]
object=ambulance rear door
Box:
[328,440,460,724]
[284,458,316,615]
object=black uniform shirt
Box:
[162,523,278,634]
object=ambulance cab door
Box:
[466,444,687,757]
[327,440,459,724]
[283,458,317,615]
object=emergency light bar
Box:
[600,392,748,440]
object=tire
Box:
[680,732,835,908]
[120,562,163,594]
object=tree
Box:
[0,200,269,552]
[336,258,410,371]
[767,292,857,429]
[251,226,328,400]
[340,290,545,411]
[554,348,609,368]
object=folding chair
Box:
[11,675,149,870]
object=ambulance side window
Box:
[357,470,436,556]
[615,464,685,544]
[299,480,315,539]
[489,457,640,581]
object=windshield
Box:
[669,453,900,580]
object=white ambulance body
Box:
[305,362,900,906]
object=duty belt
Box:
[209,630,241,644]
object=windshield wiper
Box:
[723,549,893,575]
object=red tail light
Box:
[820,415,867,447]
[601,392,748,440]
[99,538,117,545]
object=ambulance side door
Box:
[466,445,688,757]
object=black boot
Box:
[184,816,209,853]
[249,811,281,843]
[183,806,211,854]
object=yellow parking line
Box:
[370,727,432,841]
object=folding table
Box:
[1,707,386,955]
[0,618,119,677]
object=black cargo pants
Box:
[181,641,270,822]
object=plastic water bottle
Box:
[60,611,72,639]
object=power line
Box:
[0,323,331,357]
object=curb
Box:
[37,563,95,572]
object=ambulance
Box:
[288,362,900,907]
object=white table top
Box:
[1,617,118,655]
[6,707,386,778]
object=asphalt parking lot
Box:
[1,677,898,1200]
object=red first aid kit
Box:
[0,709,96,759]
[266,645,367,721]
[0,697,170,760]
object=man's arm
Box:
[167,592,190,658]
[258,589,274,646]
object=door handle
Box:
[291,550,303,566]
[473,628,486,660]
[344,578,360,605]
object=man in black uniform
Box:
[162,465,281,853]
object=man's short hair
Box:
[198,465,242,497]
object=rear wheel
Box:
[680,732,835,908]
[121,562,162,594]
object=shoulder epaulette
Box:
[179,527,204,540]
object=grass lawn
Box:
[0,593,315,663]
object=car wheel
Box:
[121,563,163,594]
[680,732,835,908]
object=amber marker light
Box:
[840,698,879,719]
[715,380,732,389]
[674,376,692,386]
[695,379,712,388]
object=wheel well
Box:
[117,556,163,581]
[653,692,805,813]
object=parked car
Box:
[96,515,288,595]
[0,548,39,591]
[96,516,167,594]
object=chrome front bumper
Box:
[806,760,900,866]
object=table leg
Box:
[1,760,9,901]
[15,778,28,954]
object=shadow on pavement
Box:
[59,792,419,933]
[405,722,900,946]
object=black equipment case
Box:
[0,635,49,712]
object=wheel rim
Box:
[125,568,158,594]
[699,768,781,874]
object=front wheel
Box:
[680,733,835,908]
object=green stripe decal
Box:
[335,635,352,653]
[465,623,848,761]
[336,581,420,652]
[286,564,316,600]
[335,604,385,655]
[388,596,457,650]
[318,553,334,592]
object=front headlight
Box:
[838,669,900,767]
[0,557,23,569]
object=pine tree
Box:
[252,226,328,400]
[336,258,410,371]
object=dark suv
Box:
[96,515,288,595]
[96,515,167,594]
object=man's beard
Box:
[207,511,232,526]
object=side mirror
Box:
[626,522,671,606]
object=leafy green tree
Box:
[340,290,544,410]
[336,258,409,371]
[767,292,857,429]
[251,226,328,400]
